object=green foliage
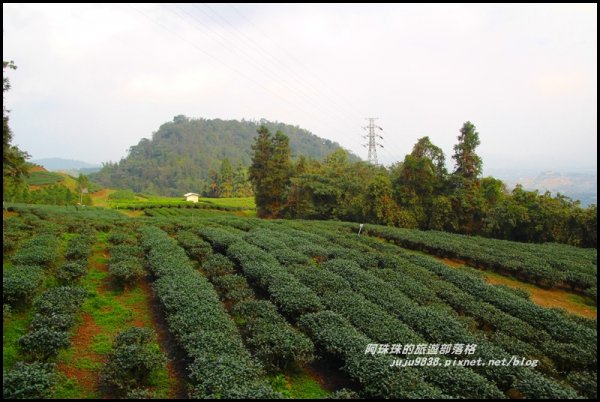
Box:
[109,260,144,285]
[107,231,136,245]
[298,311,446,399]
[3,303,11,320]
[4,183,81,206]
[212,275,254,303]
[108,233,145,285]
[233,300,315,370]
[237,120,596,248]
[453,121,482,180]
[18,286,86,360]
[56,261,88,284]
[176,229,213,262]
[227,240,323,317]
[108,189,137,200]
[3,362,57,399]
[64,234,94,261]
[365,223,597,295]
[139,226,276,397]
[126,388,157,399]
[101,327,167,393]
[3,60,30,192]
[18,328,71,360]
[24,170,64,186]
[1,203,595,399]
[12,233,60,267]
[249,126,292,218]
[3,265,44,306]
[207,158,252,198]
[202,253,236,278]
[566,371,597,399]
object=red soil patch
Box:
[435,256,467,268]
[92,189,110,199]
[29,165,47,172]
[57,313,105,393]
[3,210,18,219]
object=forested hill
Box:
[91,116,358,196]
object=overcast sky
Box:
[3,3,597,172]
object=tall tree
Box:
[218,158,234,197]
[249,125,274,217]
[411,136,446,177]
[232,164,253,197]
[452,121,482,180]
[267,130,292,217]
[249,126,293,218]
[3,60,29,193]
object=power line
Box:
[129,5,409,165]
[161,4,366,144]
[200,4,363,126]
[128,5,351,144]
[228,5,409,165]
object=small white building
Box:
[184,192,199,203]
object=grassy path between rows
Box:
[54,233,181,398]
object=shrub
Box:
[212,275,254,303]
[64,235,93,261]
[3,362,57,399]
[107,231,136,245]
[101,327,167,393]
[12,234,60,267]
[18,328,71,360]
[202,254,236,278]
[3,265,44,306]
[109,260,144,285]
[3,304,12,320]
[227,241,323,317]
[56,261,87,284]
[233,300,314,370]
[18,286,86,360]
[176,230,213,262]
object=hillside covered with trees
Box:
[91,116,357,196]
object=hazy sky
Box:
[3,3,597,172]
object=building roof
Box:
[184,193,199,197]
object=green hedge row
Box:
[361,223,596,295]
[226,241,323,318]
[18,286,87,360]
[139,226,278,398]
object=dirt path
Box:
[56,242,109,397]
[56,313,105,394]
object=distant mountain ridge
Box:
[91,116,359,196]
[488,168,597,206]
[31,158,100,171]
